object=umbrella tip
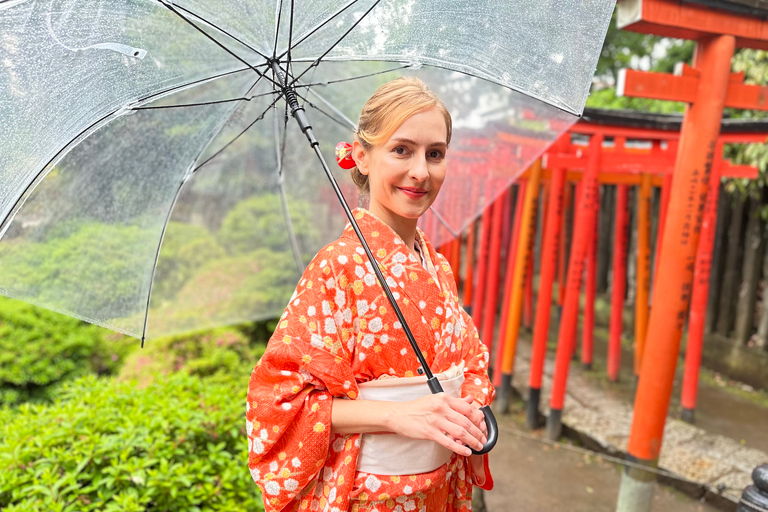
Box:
[141,337,145,349]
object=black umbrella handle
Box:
[472,406,498,455]
[428,377,498,455]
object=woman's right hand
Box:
[385,394,487,456]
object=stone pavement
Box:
[494,338,768,509]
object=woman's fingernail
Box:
[482,436,487,444]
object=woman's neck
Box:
[367,202,419,253]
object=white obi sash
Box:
[355,365,465,475]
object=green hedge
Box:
[0,296,134,406]
[0,371,264,512]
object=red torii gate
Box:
[614,1,768,510]
[500,110,762,429]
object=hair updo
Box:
[351,77,452,194]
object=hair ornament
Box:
[335,141,356,169]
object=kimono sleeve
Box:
[433,251,495,407]
[246,253,357,511]
[457,306,495,407]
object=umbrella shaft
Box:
[270,61,440,388]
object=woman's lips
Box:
[398,187,428,200]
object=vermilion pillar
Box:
[495,183,526,387]
[463,221,475,312]
[497,161,543,413]
[556,184,572,310]
[619,35,735,512]
[526,166,566,429]
[653,172,672,291]
[581,187,599,371]
[681,142,724,424]
[545,134,603,440]
[608,184,630,383]
[480,188,507,351]
[471,188,493,329]
[635,174,653,378]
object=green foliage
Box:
[119,327,266,386]
[723,49,768,206]
[0,296,134,406]
[152,222,226,303]
[590,8,694,112]
[0,223,156,320]
[146,248,297,336]
[586,88,685,114]
[217,194,318,261]
[0,371,264,512]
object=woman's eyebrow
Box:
[391,137,448,147]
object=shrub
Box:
[0,371,264,512]
[118,327,265,386]
[0,296,135,406]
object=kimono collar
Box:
[341,208,443,289]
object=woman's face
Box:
[353,107,448,226]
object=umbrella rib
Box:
[288,0,384,88]
[295,64,411,89]
[428,207,459,238]
[172,2,272,63]
[276,0,361,60]
[161,2,278,88]
[286,0,296,81]
[273,0,283,59]
[273,107,306,274]
[0,66,253,238]
[131,88,279,110]
[191,92,284,174]
[141,75,265,343]
[294,89,356,130]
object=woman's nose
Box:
[409,154,429,181]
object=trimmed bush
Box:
[0,371,264,512]
[0,296,135,406]
[118,327,265,386]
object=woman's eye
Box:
[393,146,407,155]
[429,150,444,159]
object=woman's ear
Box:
[352,140,368,176]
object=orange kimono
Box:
[247,209,494,511]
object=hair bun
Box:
[335,142,356,169]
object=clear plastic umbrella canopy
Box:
[0,0,614,340]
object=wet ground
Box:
[485,401,720,512]
[581,323,768,454]
[479,298,768,510]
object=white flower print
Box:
[264,480,280,495]
[365,475,381,492]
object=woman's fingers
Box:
[387,394,488,456]
[436,417,485,452]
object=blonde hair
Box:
[351,77,452,193]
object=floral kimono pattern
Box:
[246,209,494,511]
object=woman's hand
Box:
[385,394,487,456]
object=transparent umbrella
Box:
[0,0,613,344]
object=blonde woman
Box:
[247,77,494,512]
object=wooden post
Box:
[480,189,507,352]
[495,183,526,387]
[619,35,735,512]
[497,161,542,413]
[471,187,493,328]
[608,184,630,383]
[680,146,722,424]
[635,174,653,377]
[463,220,475,312]
[581,186,599,371]
[527,167,566,429]
[545,134,602,440]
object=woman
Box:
[247,77,494,512]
